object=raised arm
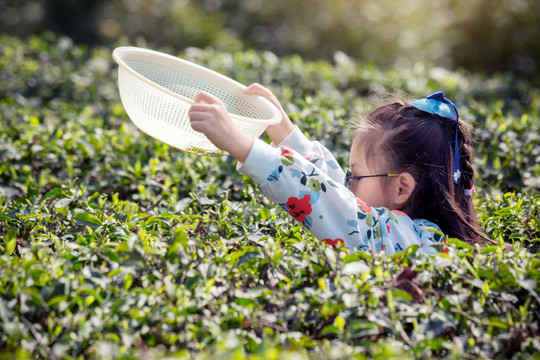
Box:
[188,91,253,163]
[244,83,295,145]
[245,83,345,184]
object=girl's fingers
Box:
[246,84,281,107]
[188,102,225,118]
[188,104,209,115]
[189,119,206,133]
[188,110,213,122]
[188,112,211,131]
[193,91,222,105]
[244,83,263,94]
[245,83,271,97]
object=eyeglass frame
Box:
[344,168,399,188]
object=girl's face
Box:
[348,139,395,208]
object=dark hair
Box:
[354,99,489,246]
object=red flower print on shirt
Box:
[392,210,406,217]
[280,146,296,166]
[355,198,372,213]
[286,194,312,222]
[322,238,344,246]
[280,147,295,157]
[322,238,349,252]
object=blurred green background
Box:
[1,0,539,77]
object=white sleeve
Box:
[238,138,441,255]
[273,126,345,185]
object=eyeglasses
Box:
[345,169,399,188]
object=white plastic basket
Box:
[112,46,281,156]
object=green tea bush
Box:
[2,0,540,74]
[0,34,539,359]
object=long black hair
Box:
[354,100,489,246]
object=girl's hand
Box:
[188,91,253,163]
[244,83,295,145]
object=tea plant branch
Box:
[20,315,46,348]
[249,318,289,333]
[450,307,484,325]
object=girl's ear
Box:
[392,172,416,208]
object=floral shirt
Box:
[237,127,444,255]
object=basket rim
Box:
[112,46,281,126]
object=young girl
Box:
[188,84,485,254]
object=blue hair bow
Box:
[411,92,461,184]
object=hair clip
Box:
[411,92,461,185]
[464,186,476,196]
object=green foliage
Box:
[477,193,540,249]
[0,34,539,359]
[2,0,540,74]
